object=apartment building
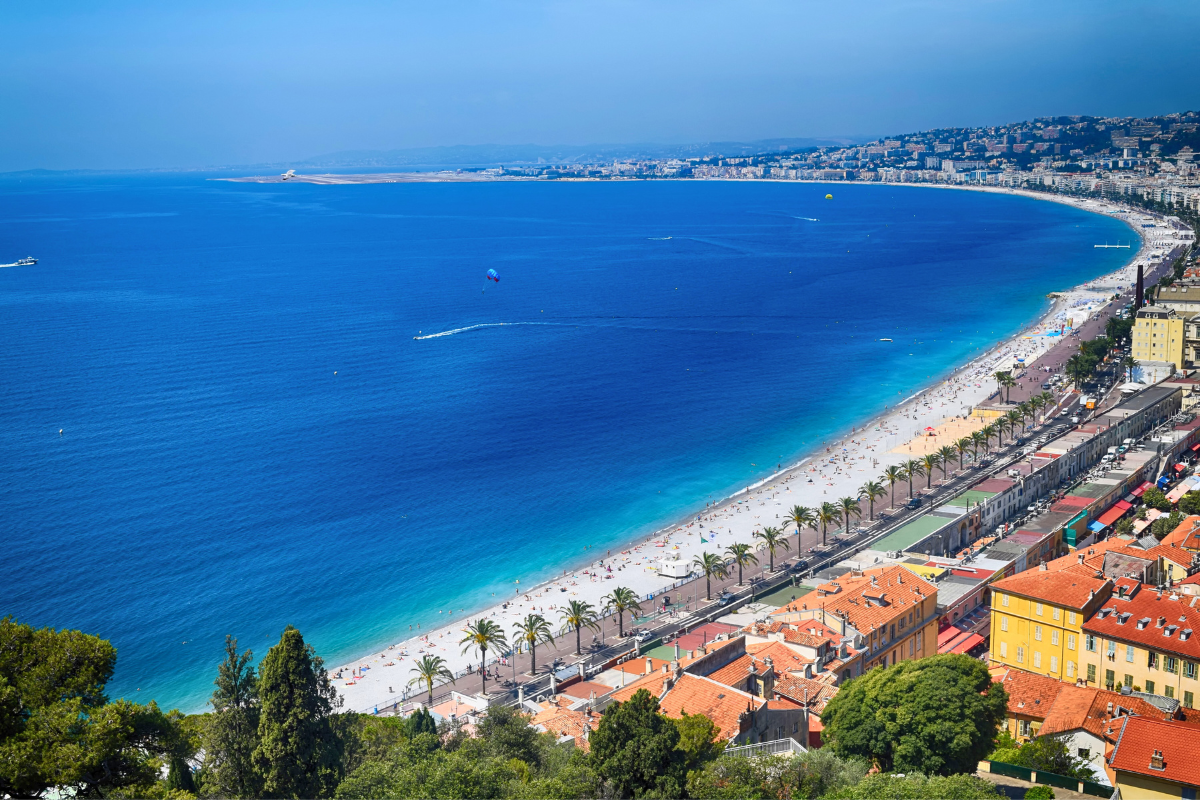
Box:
[1132,306,1185,370]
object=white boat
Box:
[0,256,36,267]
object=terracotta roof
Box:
[559,680,614,701]
[530,704,600,752]
[991,565,1110,609]
[1161,516,1200,549]
[773,673,839,714]
[605,671,668,704]
[771,565,936,633]
[993,668,1064,719]
[1142,542,1195,567]
[611,656,672,675]
[1109,715,1200,785]
[1043,538,1131,573]
[744,641,816,672]
[1082,589,1200,660]
[656,673,760,742]
[1037,684,1099,736]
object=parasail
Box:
[825,193,833,200]
[487,269,500,282]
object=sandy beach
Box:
[330,189,1173,713]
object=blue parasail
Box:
[487,269,500,282]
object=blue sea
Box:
[0,175,1134,712]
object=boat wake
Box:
[414,322,562,340]
[647,236,673,240]
[792,216,819,222]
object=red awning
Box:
[1097,506,1127,526]
[937,627,965,648]
[1115,500,1133,511]
[1131,481,1153,497]
[1191,442,1200,451]
[950,633,986,654]
[938,630,974,654]
[1177,463,1189,472]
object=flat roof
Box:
[874,514,958,553]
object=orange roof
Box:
[1109,715,1200,785]
[656,673,759,742]
[530,705,600,752]
[611,656,671,675]
[1161,515,1200,549]
[1044,538,1130,573]
[992,668,1065,719]
[605,671,667,704]
[991,566,1110,610]
[744,641,816,672]
[1142,542,1195,567]
[770,565,936,632]
[773,673,839,714]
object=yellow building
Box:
[989,564,1111,682]
[1132,305,1185,370]
[1079,578,1200,706]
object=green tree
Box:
[409,655,455,704]
[882,465,905,509]
[821,653,1008,776]
[478,703,541,767]
[459,619,508,692]
[819,502,839,545]
[688,749,867,800]
[672,711,725,776]
[860,481,887,521]
[920,453,940,490]
[588,688,685,798]
[970,430,988,459]
[559,600,599,656]
[752,526,791,572]
[724,542,758,585]
[1024,786,1056,799]
[1180,491,1200,516]
[824,771,1004,799]
[954,437,972,471]
[603,587,643,639]
[937,445,957,480]
[784,504,816,538]
[1006,734,1095,781]
[0,617,181,799]
[203,635,262,799]
[693,551,730,600]
[1114,517,1135,538]
[838,495,861,535]
[253,625,342,799]
[1151,510,1185,541]
[1141,486,1172,512]
[903,459,925,499]
[512,614,556,674]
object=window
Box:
[1053,607,1061,621]
[1019,719,1031,737]
[1067,634,1076,651]
[1166,686,1176,699]
[1035,625,1043,642]
[1034,652,1043,668]
[1086,635,1097,652]
[1108,640,1117,659]
[1051,630,1060,646]
[1036,603,1044,616]
[1000,616,1008,632]
[1149,652,1160,669]
[1186,691,1194,709]
[1187,662,1197,680]
[1126,644,1134,663]
[1069,611,1077,625]
[1167,656,1179,674]
[1147,680,1156,694]
[1051,656,1058,673]
[1105,669,1115,689]
[1067,660,1076,678]
[1000,642,1008,658]
[1087,663,1097,683]
[1001,593,1009,607]
[1017,646,1025,664]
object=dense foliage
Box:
[990,732,1096,781]
[821,654,1008,776]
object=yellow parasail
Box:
[825,193,833,200]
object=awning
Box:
[1132,481,1153,497]
[1168,484,1191,504]
[1191,442,1200,452]
[1088,520,1107,533]
[1115,500,1133,511]
[1176,463,1188,472]
[938,629,973,654]
[1097,506,1127,526]
[950,633,986,654]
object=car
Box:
[717,592,734,606]
[906,497,923,510]
[633,630,653,643]
[789,559,809,573]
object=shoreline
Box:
[322,185,1166,714]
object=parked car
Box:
[717,592,734,606]
[633,630,653,643]
[906,497,923,510]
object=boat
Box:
[0,256,37,267]
[879,338,893,342]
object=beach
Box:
[329,189,1170,713]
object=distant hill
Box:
[295,138,864,168]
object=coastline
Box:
[326,186,1162,714]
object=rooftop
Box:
[1082,588,1200,659]
[1109,715,1200,785]
[991,565,1110,609]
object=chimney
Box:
[1150,749,1165,771]
[1078,554,1085,564]
[674,642,681,660]
[1158,616,1167,628]
[1039,562,1048,571]
[579,663,586,680]
[550,673,557,694]
[645,657,653,675]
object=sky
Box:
[2,0,1199,172]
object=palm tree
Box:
[970,430,987,459]
[903,459,925,498]
[408,654,455,704]
[693,551,729,600]
[1006,409,1025,441]
[725,542,758,585]
[859,480,886,520]
[783,505,816,540]
[1017,401,1033,427]
[882,465,905,508]
[602,586,643,638]
[838,496,861,535]
[818,502,838,545]
[937,445,956,480]
[994,370,1016,403]
[753,526,791,572]
[1122,355,1137,382]
[1065,354,1090,390]
[986,420,1003,448]
[459,619,507,695]
[1027,394,1045,423]
[920,453,940,489]
[512,614,555,675]
[954,437,971,470]
[560,600,600,656]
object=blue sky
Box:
[2,1,1198,171]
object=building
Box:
[1080,580,1200,704]
[770,565,938,673]
[989,563,1112,681]
[1107,715,1200,798]
[1132,306,1185,371]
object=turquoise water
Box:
[0,176,1134,711]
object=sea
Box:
[0,174,1135,712]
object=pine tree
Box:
[253,626,343,799]
[205,635,262,799]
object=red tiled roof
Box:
[991,566,1110,609]
[774,672,838,713]
[656,673,759,742]
[771,565,936,633]
[1142,543,1195,567]
[1082,589,1200,660]
[1109,715,1200,785]
[1161,516,1200,549]
[993,668,1064,719]
[744,640,816,672]
[530,704,600,752]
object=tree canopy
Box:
[821,654,1008,776]
[587,688,686,798]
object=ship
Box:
[0,256,37,267]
